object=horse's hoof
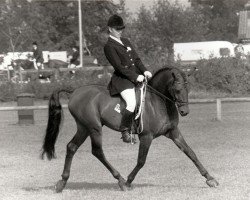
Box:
[55,180,67,193]
[125,182,133,191]
[118,178,128,191]
[206,178,219,187]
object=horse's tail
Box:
[41,87,74,160]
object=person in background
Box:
[104,14,152,143]
[68,46,80,74]
[32,42,44,69]
[69,46,80,68]
[234,43,246,60]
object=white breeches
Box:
[120,88,136,112]
[69,64,77,68]
[34,61,43,69]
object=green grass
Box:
[0,101,249,200]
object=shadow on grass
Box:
[23,181,158,192]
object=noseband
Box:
[147,82,189,107]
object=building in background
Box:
[238,1,250,43]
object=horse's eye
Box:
[175,84,182,91]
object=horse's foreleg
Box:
[126,133,153,188]
[90,131,126,191]
[170,128,219,187]
[55,127,89,193]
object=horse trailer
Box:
[174,41,235,65]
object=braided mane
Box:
[151,66,187,82]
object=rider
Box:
[32,42,44,69]
[104,14,152,143]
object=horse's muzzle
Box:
[178,105,189,116]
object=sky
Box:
[113,0,190,13]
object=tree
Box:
[0,0,122,65]
[190,0,249,42]
[32,0,122,64]
[0,0,35,53]
[128,0,208,67]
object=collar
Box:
[109,35,124,46]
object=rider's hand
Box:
[136,75,144,82]
[144,71,152,79]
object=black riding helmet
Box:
[107,14,125,30]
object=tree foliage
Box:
[0,0,122,65]
[125,0,247,68]
[0,0,248,67]
[126,0,209,66]
[190,0,249,41]
[0,0,35,52]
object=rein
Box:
[135,79,188,135]
[146,82,189,106]
[147,84,175,104]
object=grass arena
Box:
[0,100,249,200]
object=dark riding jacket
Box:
[70,50,80,65]
[104,37,148,96]
[33,48,44,63]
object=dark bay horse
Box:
[42,66,219,192]
[44,59,69,69]
[12,59,35,70]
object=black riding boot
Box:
[120,109,136,143]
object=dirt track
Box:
[0,101,249,200]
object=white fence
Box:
[0,97,250,121]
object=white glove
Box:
[144,71,152,79]
[136,75,145,82]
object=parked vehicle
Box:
[174,41,235,65]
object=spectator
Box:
[234,43,246,60]
[32,42,44,69]
[69,46,80,68]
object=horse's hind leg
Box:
[169,127,219,187]
[55,124,89,193]
[90,130,127,191]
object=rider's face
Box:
[109,27,123,39]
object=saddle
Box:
[112,82,147,135]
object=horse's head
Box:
[169,68,189,116]
[149,67,189,116]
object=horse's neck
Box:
[149,72,173,97]
[146,78,179,126]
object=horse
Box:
[11,59,35,70]
[44,59,69,69]
[41,66,219,193]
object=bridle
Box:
[146,80,189,107]
[170,81,189,107]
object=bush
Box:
[192,57,250,95]
[0,82,20,101]
[1,57,250,102]
[0,69,111,102]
